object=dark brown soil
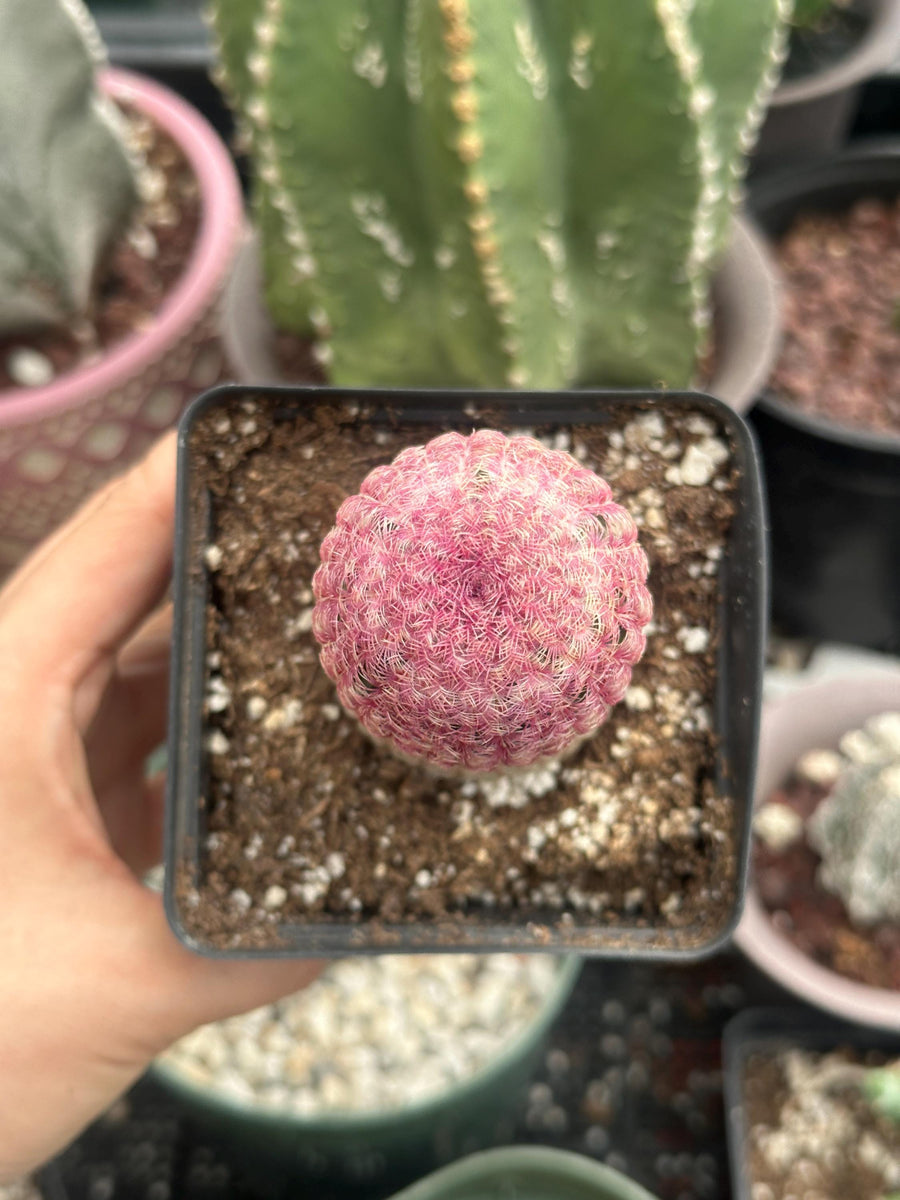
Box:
[0,104,201,392]
[181,395,740,950]
[754,774,900,989]
[743,1047,900,1200]
[770,196,900,437]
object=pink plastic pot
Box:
[0,68,243,573]
[735,671,900,1030]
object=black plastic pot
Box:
[165,385,766,960]
[723,1007,900,1200]
[754,0,900,167]
[748,143,900,652]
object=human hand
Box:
[0,436,319,1181]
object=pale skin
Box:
[0,434,319,1182]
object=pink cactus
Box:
[312,430,652,773]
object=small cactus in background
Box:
[209,0,792,390]
[808,712,900,927]
[0,0,140,336]
[311,430,652,773]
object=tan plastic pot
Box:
[0,68,243,574]
[756,0,900,165]
[735,670,900,1030]
[220,214,781,416]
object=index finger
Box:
[0,434,176,689]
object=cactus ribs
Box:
[0,107,200,392]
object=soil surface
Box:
[0,104,201,392]
[783,1,869,83]
[180,394,741,950]
[744,1047,900,1200]
[753,773,900,990]
[770,196,900,436]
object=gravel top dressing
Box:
[770,196,900,437]
[159,954,559,1116]
[743,1047,900,1200]
[175,392,744,951]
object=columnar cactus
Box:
[0,0,139,335]
[808,712,900,927]
[311,430,652,773]
[210,0,792,389]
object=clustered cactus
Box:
[0,0,139,336]
[311,430,652,773]
[210,0,792,390]
[808,712,900,927]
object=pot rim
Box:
[772,0,900,107]
[150,955,582,1136]
[387,1144,660,1200]
[750,138,900,456]
[734,670,900,1031]
[0,67,243,425]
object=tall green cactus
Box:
[0,0,140,336]
[211,0,792,388]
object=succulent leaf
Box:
[0,0,139,336]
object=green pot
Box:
[149,956,582,1189]
[388,1146,661,1200]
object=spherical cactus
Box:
[312,429,652,773]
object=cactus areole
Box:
[312,430,652,772]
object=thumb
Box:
[137,895,323,1052]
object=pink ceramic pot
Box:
[0,68,243,573]
[735,671,900,1030]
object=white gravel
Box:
[159,955,561,1116]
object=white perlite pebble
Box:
[6,347,54,388]
[263,885,288,910]
[204,544,224,571]
[160,955,560,1116]
[624,685,652,712]
[205,729,229,755]
[795,748,844,788]
[677,626,710,654]
[247,695,268,721]
[677,437,729,487]
[753,802,804,852]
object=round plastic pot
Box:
[220,214,781,416]
[755,0,900,167]
[148,957,581,1191]
[734,670,900,1031]
[0,67,243,573]
[748,143,900,652]
[387,1146,660,1200]
[723,1007,900,1200]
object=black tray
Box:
[722,1006,900,1200]
[165,385,767,960]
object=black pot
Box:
[723,1008,900,1200]
[165,385,766,961]
[754,0,900,168]
[748,143,900,652]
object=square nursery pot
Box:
[723,1007,900,1200]
[165,385,766,958]
[386,1146,660,1200]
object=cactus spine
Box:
[0,0,140,336]
[210,0,792,388]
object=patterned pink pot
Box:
[0,68,243,572]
